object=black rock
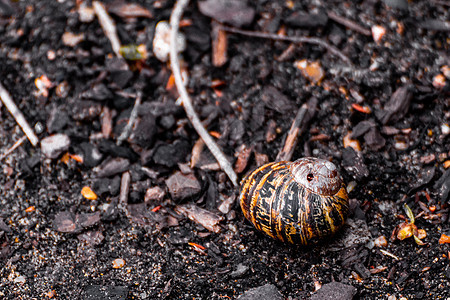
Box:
[81,83,113,101]
[383,0,408,10]
[76,212,101,228]
[101,197,120,221]
[129,115,156,148]
[78,142,104,168]
[53,211,81,233]
[310,282,356,300]
[342,148,369,181]
[77,230,105,246]
[184,22,211,53]
[72,100,102,121]
[153,140,190,168]
[139,101,183,117]
[94,157,131,178]
[0,218,11,233]
[93,176,121,196]
[351,120,376,139]
[434,169,450,203]
[82,285,128,300]
[47,107,69,133]
[230,263,249,278]
[377,85,413,125]
[418,19,450,31]
[408,166,436,195]
[98,140,139,161]
[106,57,133,88]
[165,171,202,201]
[364,127,386,151]
[237,284,283,300]
[159,115,175,129]
[110,70,133,89]
[260,86,293,113]
[198,0,255,28]
[0,0,17,17]
[20,154,41,178]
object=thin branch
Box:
[93,1,121,57]
[0,82,39,147]
[220,25,352,65]
[119,171,131,218]
[276,97,318,162]
[169,0,238,186]
[327,11,371,36]
[0,135,27,161]
[116,92,142,145]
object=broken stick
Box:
[276,97,318,162]
[93,1,121,57]
[169,0,238,186]
[0,82,39,147]
[220,25,352,65]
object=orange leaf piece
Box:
[439,234,450,244]
[188,242,206,250]
[352,103,372,114]
[81,186,98,200]
[25,206,35,213]
[69,154,84,163]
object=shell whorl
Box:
[239,157,349,245]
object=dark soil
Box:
[0,0,449,299]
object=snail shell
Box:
[239,157,349,245]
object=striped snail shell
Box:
[239,157,349,245]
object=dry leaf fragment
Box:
[108,2,152,19]
[175,203,223,233]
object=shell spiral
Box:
[239,157,349,245]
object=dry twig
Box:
[0,135,27,161]
[220,25,352,65]
[0,82,39,147]
[116,92,142,145]
[276,97,318,162]
[119,171,131,218]
[169,0,238,186]
[327,11,371,36]
[93,1,121,57]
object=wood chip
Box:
[175,203,223,233]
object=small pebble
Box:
[112,258,126,269]
[81,186,98,200]
[41,134,70,159]
[441,123,449,136]
[231,263,249,278]
[165,172,201,201]
[153,21,185,62]
[14,276,26,284]
[310,282,356,300]
[372,25,386,43]
[237,284,283,300]
[374,235,388,248]
[144,186,165,202]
